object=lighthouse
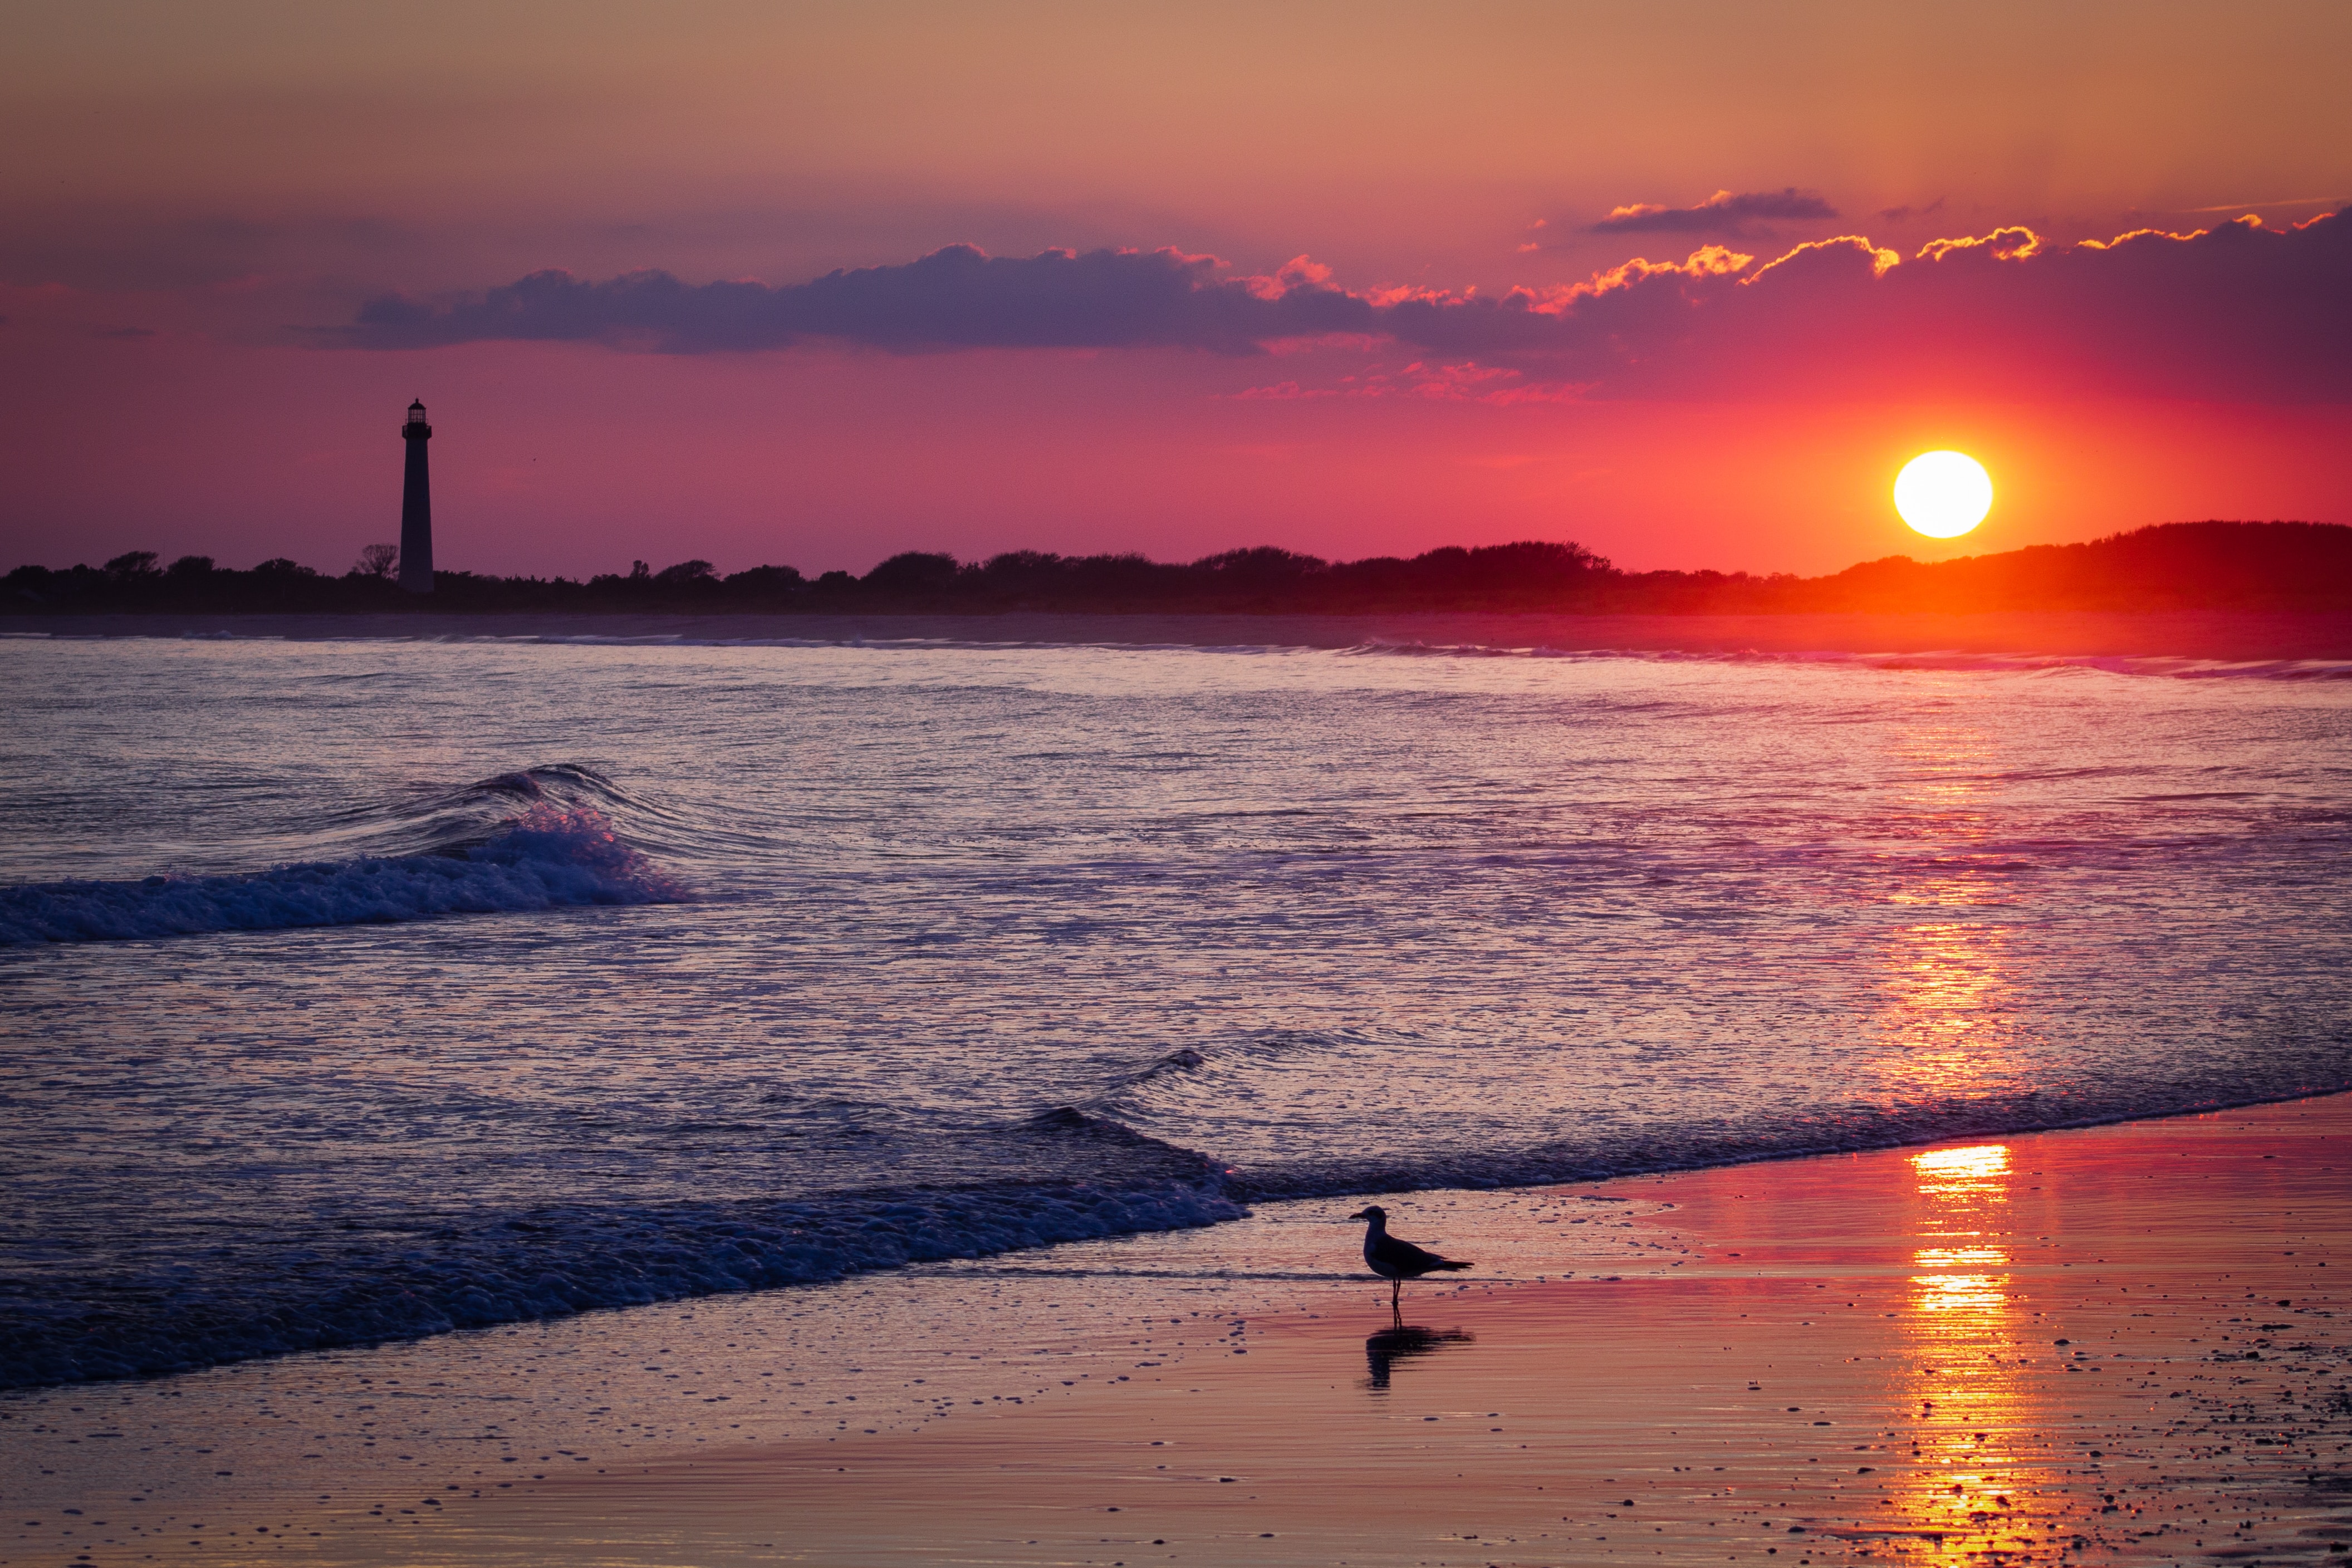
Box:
[398,399,434,594]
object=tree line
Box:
[6,522,2349,616]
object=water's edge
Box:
[7,1085,2344,1393]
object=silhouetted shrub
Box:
[863,551,962,593]
[725,565,805,594]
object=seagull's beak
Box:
[1347,1208,1371,1221]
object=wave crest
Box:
[0,801,686,946]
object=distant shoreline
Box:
[11,521,2351,620]
[10,607,2352,660]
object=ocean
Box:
[4,625,2349,1390]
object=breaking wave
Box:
[0,768,688,945]
[0,1170,1243,1388]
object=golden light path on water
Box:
[1877,716,2023,1096]
[1904,1141,2027,1552]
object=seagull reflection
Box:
[1363,1324,1473,1390]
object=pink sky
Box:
[4,1,2348,579]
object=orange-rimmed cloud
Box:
[340,212,2351,403]
[1588,187,1840,235]
[1744,234,1902,282]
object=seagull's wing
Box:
[1373,1234,1471,1273]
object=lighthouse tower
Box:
[398,399,434,594]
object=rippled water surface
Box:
[3,630,2348,1386]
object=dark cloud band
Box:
[341,213,2351,403]
[351,245,1376,357]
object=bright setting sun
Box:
[1894,451,1995,538]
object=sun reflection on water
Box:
[1912,1145,2009,1183]
[1872,723,2025,1101]
[1875,909,2023,1118]
[1900,1143,2027,1549]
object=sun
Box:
[1893,451,1993,538]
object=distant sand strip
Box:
[9,607,2352,660]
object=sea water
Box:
[4,628,2349,1389]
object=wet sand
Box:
[6,1097,2346,1566]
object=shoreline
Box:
[8,1082,2344,1396]
[6,1095,2345,1565]
[9,607,2352,659]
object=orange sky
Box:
[4,0,2349,577]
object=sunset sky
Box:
[4,0,2348,579]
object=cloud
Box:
[2179,196,2343,214]
[337,212,2352,403]
[347,244,1379,357]
[1589,188,1839,234]
[339,242,1747,362]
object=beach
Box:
[7,1095,2344,1567]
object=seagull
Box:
[1349,1205,1472,1311]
